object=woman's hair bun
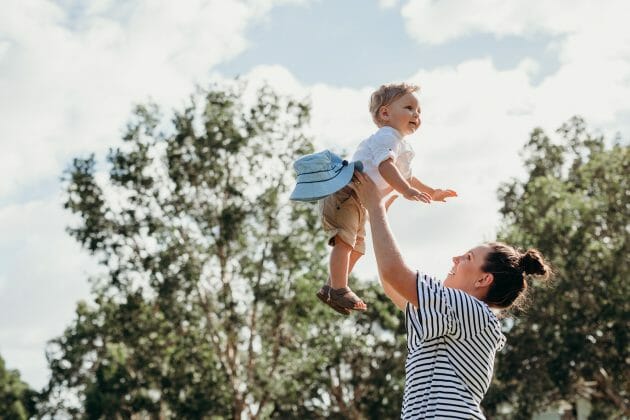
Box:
[518,249,551,279]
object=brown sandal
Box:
[317,285,351,315]
[329,287,367,312]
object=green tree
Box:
[0,354,37,419]
[43,82,406,418]
[483,117,629,419]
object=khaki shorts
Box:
[318,186,367,254]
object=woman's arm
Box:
[351,172,419,307]
[380,194,409,311]
[381,279,408,311]
[367,200,419,307]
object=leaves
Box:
[0,354,38,419]
[485,117,629,418]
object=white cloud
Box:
[379,0,400,9]
[400,0,602,45]
[399,1,630,125]
[0,0,294,199]
[233,65,376,155]
[394,0,630,243]
[239,64,309,99]
[310,84,376,153]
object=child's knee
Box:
[331,235,353,251]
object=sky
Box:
[1,0,629,390]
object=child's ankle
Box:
[330,280,347,290]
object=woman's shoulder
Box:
[421,274,501,331]
[446,286,496,318]
[416,271,441,288]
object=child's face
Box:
[379,92,421,136]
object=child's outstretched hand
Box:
[432,189,458,202]
[403,187,432,203]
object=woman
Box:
[350,172,551,419]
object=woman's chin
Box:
[443,275,454,287]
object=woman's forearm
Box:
[367,204,419,307]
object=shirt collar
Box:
[379,125,403,140]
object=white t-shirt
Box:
[352,126,415,192]
[402,272,506,419]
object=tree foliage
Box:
[0,354,38,419]
[484,117,629,419]
[43,82,406,418]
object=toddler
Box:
[316,83,457,314]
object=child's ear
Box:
[379,105,389,121]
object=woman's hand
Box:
[385,194,399,211]
[350,171,385,211]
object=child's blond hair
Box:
[369,82,420,126]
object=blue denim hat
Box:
[290,150,363,202]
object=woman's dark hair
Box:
[482,242,552,310]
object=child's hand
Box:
[431,189,458,202]
[403,187,431,203]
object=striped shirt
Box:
[402,272,506,419]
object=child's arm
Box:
[379,159,430,203]
[410,176,458,202]
[409,177,435,196]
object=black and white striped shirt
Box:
[402,272,506,419]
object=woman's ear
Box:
[477,273,494,288]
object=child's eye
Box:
[467,254,472,260]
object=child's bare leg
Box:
[327,248,363,287]
[347,249,363,276]
[329,237,352,290]
[346,250,366,310]
[327,239,366,311]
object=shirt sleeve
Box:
[406,272,457,340]
[368,129,400,166]
[445,286,496,341]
